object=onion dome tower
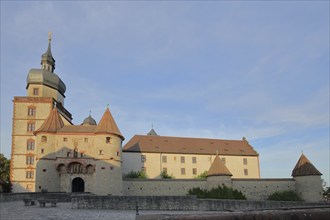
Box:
[82,111,97,126]
[26,32,66,104]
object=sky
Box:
[1,1,329,185]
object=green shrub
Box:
[195,171,208,179]
[267,190,303,201]
[123,171,148,179]
[188,185,246,200]
[161,172,174,179]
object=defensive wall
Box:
[122,178,298,201]
[71,195,328,211]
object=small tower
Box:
[206,154,233,190]
[292,153,323,202]
[94,107,125,195]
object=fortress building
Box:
[10,36,323,202]
[10,35,123,195]
[123,131,260,179]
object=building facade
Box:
[122,130,260,179]
[10,35,124,195]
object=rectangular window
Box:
[63,137,68,142]
[33,88,39,95]
[26,184,33,189]
[41,148,44,154]
[26,171,34,179]
[27,108,36,116]
[244,169,248,176]
[162,167,167,174]
[181,156,185,163]
[162,155,167,163]
[41,136,47,142]
[26,156,34,165]
[106,137,111,143]
[99,150,103,155]
[141,155,146,163]
[116,151,119,156]
[84,138,88,143]
[27,123,35,132]
[27,141,35,150]
[192,168,197,175]
[181,168,186,175]
[192,157,197,164]
[243,158,248,165]
[173,156,176,161]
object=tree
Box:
[0,153,11,192]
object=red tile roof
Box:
[34,108,64,134]
[95,108,124,140]
[123,135,259,156]
[207,155,232,177]
[291,153,322,177]
[34,107,124,140]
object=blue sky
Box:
[1,1,329,185]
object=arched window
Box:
[86,164,94,174]
[57,164,66,173]
[68,162,83,174]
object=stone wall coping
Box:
[123,178,206,182]
[232,178,294,181]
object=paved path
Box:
[0,201,137,220]
[0,201,215,220]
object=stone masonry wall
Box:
[123,178,296,200]
[123,179,206,196]
[71,195,325,211]
[232,178,295,200]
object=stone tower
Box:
[10,34,72,192]
[292,153,323,202]
[206,154,233,190]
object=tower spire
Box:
[41,32,55,72]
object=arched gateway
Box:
[72,177,84,192]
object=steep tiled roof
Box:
[95,108,124,140]
[34,108,64,133]
[57,125,96,133]
[207,155,232,177]
[123,135,258,156]
[292,154,322,177]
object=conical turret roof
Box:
[34,108,64,134]
[147,128,158,136]
[292,153,322,177]
[207,154,232,177]
[95,107,124,140]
